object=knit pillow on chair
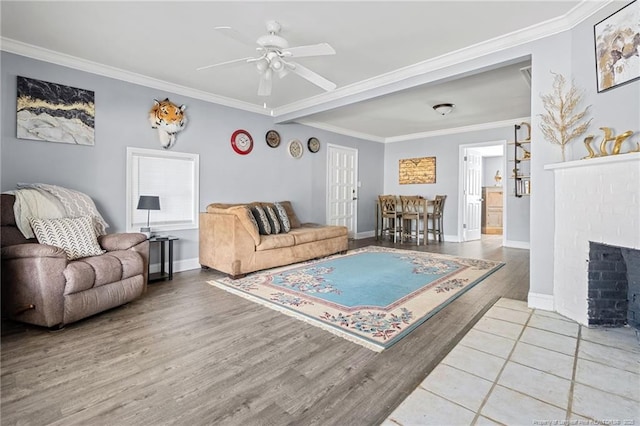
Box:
[29,216,105,260]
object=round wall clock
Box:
[265,130,281,148]
[307,137,320,153]
[231,129,253,155]
[288,139,303,159]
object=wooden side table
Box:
[148,236,178,282]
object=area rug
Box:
[208,246,504,352]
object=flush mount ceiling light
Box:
[433,103,455,115]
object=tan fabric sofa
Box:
[199,201,348,278]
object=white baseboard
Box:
[355,230,376,239]
[504,240,530,249]
[527,292,554,311]
[150,257,200,273]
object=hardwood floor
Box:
[1,236,529,425]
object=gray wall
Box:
[383,126,530,244]
[1,52,385,264]
[483,156,503,187]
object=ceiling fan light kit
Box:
[199,20,337,97]
[433,103,455,115]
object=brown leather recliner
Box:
[1,194,149,328]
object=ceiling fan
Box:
[197,20,337,97]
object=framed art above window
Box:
[126,147,199,233]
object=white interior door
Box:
[327,144,358,238]
[463,148,482,241]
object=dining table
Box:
[375,196,434,245]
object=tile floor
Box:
[383,298,640,426]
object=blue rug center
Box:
[269,252,461,308]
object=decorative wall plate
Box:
[307,137,320,153]
[288,139,303,159]
[265,130,281,148]
[231,129,253,155]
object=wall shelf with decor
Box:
[509,122,531,197]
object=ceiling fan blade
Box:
[283,43,336,58]
[258,68,273,97]
[196,57,253,71]
[213,26,256,47]
[289,62,337,92]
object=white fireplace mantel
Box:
[544,152,640,325]
[544,152,640,171]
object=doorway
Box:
[458,141,506,243]
[326,144,358,238]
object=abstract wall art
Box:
[594,0,640,92]
[16,76,95,145]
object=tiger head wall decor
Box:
[148,98,187,149]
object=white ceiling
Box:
[1,1,607,141]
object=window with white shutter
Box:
[126,147,199,232]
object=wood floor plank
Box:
[1,236,529,425]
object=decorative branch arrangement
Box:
[539,72,592,161]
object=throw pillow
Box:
[274,202,291,233]
[250,206,272,235]
[29,216,105,260]
[264,205,281,234]
[276,201,301,228]
[244,207,260,234]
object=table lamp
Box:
[136,195,160,238]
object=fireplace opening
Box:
[588,242,640,329]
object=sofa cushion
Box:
[30,216,105,260]
[288,225,348,245]
[256,233,296,251]
[273,202,291,233]
[251,206,272,235]
[264,205,281,234]
[277,201,301,228]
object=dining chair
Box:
[427,194,447,242]
[378,195,402,243]
[399,195,425,245]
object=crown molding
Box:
[298,116,531,143]
[297,121,385,143]
[384,117,532,143]
[272,0,612,121]
[0,37,270,116]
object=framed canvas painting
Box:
[594,0,640,92]
[399,157,436,184]
[16,76,95,145]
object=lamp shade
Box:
[136,195,160,210]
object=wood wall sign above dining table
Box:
[399,156,436,184]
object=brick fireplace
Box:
[588,242,640,328]
[545,153,640,327]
